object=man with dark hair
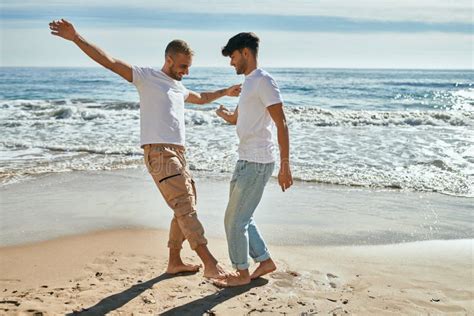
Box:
[214,32,293,287]
[49,19,241,279]
[221,32,260,57]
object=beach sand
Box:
[0,230,472,315]
[0,170,473,315]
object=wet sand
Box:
[0,229,472,315]
[0,170,472,314]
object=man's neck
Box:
[161,66,173,79]
[244,60,258,76]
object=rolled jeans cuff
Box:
[253,251,271,263]
[232,262,250,270]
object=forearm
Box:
[198,88,228,104]
[72,34,115,69]
[277,122,290,168]
[267,103,293,191]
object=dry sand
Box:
[0,228,472,315]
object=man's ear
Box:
[165,55,173,65]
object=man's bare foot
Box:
[203,263,228,279]
[213,271,251,288]
[166,263,201,274]
[250,258,276,279]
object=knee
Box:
[224,215,247,235]
[175,210,206,245]
[224,211,232,227]
[172,194,195,217]
[224,210,239,232]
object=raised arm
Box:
[267,103,293,192]
[216,105,238,125]
[186,84,241,105]
[49,19,132,82]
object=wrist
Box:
[280,162,291,171]
[71,33,80,43]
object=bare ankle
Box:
[168,248,184,265]
[261,258,275,266]
[236,269,250,278]
[194,245,218,267]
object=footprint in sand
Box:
[270,270,302,288]
[274,279,293,287]
[271,270,300,280]
[0,279,21,283]
[326,273,340,289]
[0,300,20,307]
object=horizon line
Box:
[1,66,472,71]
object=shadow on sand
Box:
[66,273,268,315]
[66,272,194,315]
[160,278,269,315]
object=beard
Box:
[169,69,182,81]
[235,59,247,75]
[166,61,183,81]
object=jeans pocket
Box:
[265,163,275,182]
[237,160,247,175]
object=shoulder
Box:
[256,69,279,89]
[133,66,160,77]
[257,69,274,79]
[178,82,188,94]
[133,66,153,72]
[132,66,153,81]
[255,69,276,84]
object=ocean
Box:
[1,67,473,197]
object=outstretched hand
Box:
[215,104,237,124]
[226,84,241,97]
[49,19,77,41]
[216,104,232,118]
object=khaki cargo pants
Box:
[143,144,207,250]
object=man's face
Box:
[229,50,247,75]
[168,53,192,81]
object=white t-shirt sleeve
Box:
[258,75,283,107]
[180,84,190,101]
[132,66,152,87]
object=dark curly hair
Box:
[222,32,259,57]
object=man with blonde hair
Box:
[49,19,241,278]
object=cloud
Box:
[2,0,473,24]
[2,6,472,34]
[2,0,472,23]
[1,1,472,68]
[125,0,473,24]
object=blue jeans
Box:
[224,160,275,270]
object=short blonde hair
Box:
[165,40,194,57]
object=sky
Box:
[1,0,473,69]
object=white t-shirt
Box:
[236,68,283,163]
[132,66,190,147]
